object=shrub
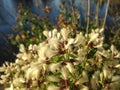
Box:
[0,27,120,90]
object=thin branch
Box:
[95,0,99,27]
[86,0,90,34]
[35,0,39,7]
[102,0,110,28]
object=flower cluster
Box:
[0,28,120,90]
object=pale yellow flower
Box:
[78,71,89,84]
[47,85,60,90]
[49,63,61,73]
[13,78,25,87]
[64,38,74,50]
[25,68,32,80]
[28,44,38,51]
[74,32,85,46]
[10,84,13,90]
[17,53,31,60]
[60,28,70,40]
[66,62,75,74]
[48,38,59,49]
[115,64,120,68]
[52,28,58,38]
[38,44,57,60]
[19,44,25,52]
[61,66,69,80]
[43,30,49,38]
[89,33,99,43]
[47,75,60,82]
[81,86,89,90]
[91,71,100,90]
[111,45,120,58]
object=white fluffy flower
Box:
[17,52,31,60]
[25,62,47,80]
[47,85,60,90]
[64,38,74,50]
[43,30,49,38]
[66,62,75,74]
[61,67,69,80]
[111,45,120,58]
[17,44,32,60]
[52,28,58,38]
[25,64,41,80]
[74,32,85,46]
[25,68,32,80]
[37,44,56,60]
[13,78,25,87]
[28,44,38,51]
[115,64,120,68]
[103,67,112,79]
[48,38,59,49]
[49,63,61,73]
[60,28,70,40]
[111,76,120,82]
[91,71,100,90]
[19,44,25,52]
[81,86,89,90]
[10,84,13,90]
[47,75,60,82]
[89,32,99,43]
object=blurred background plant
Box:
[108,0,120,51]
[0,0,119,67]
[8,0,82,52]
[8,0,120,50]
[8,3,53,48]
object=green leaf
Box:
[86,35,90,41]
[86,48,97,59]
[11,40,17,45]
[69,53,77,58]
[53,55,63,63]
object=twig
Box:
[86,0,90,34]
[95,0,99,27]
[102,0,110,28]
